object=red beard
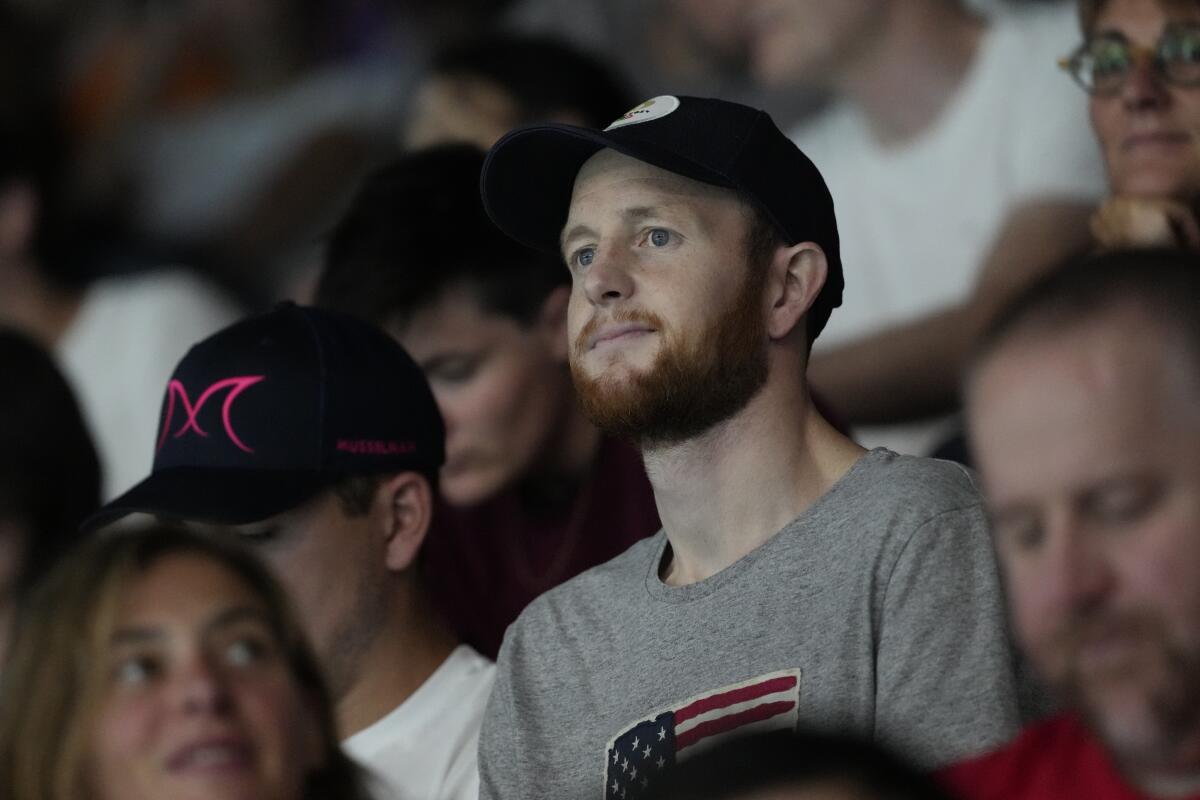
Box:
[571,262,769,447]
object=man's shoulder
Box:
[526,531,663,608]
[841,449,984,519]
[938,714,1136,800]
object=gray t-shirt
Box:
[478,449,1023,799]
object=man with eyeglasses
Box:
[1061,0,1200,250]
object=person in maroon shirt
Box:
[315,144,660,657]
[945,248,1200,800]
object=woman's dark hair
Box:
[0,327,100,600]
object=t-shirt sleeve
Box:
[478,616,558,800]
[873,502,1022,768]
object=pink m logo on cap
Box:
[157,376,266,454]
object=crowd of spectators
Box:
[1,0,1198,798]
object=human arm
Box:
[873,497,1023,768]
[476,614,588,800]
[807,198,1095,425]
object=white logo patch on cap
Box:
[605,95,681,130]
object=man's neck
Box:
[833,1,984,147]
[644,373,865,587]
[336,582,459,739]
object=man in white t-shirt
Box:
[729,0,1106,455]
[88,304,494,800]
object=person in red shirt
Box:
[945,247,1200,799]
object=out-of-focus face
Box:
[967,307,1200,772]
[85,554,320,800]
[562,149,770,445]
[735,0,884,87]
[396,285,575,506]
[1088,0,1200,197]
[405,74,522,151]
[221,490,390,701]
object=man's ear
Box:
[765,242,827,341]
[536,284,571,361]
[0,182,38,262]
[379,472,434,572]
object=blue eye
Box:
[648,229,671,247]
[576,247,596,267]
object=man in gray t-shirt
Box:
[478,95,1022,799]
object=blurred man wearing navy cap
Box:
[90,303,493,800]
[475,95,1025,799]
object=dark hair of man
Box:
[741,202,838,352]
[331,474,382,517]
[968,247,1200,381]
[429,33,637,130]
[316,143,567,331]
[0,327,100,601]
[646,730,954,800]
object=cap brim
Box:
[481,123,737,255]
[85,467,331,531]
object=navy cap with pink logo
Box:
[88,302,445,528]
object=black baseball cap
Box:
[480,94,843,339]
[87,303,445,529]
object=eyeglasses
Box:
[1059,23,1200,96]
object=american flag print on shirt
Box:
[603,668,801,799]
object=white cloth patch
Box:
[606,95,681,130]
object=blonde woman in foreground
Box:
[0,527,374,800]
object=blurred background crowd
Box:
[3,0,1200,798]
[0,0,1078,501]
